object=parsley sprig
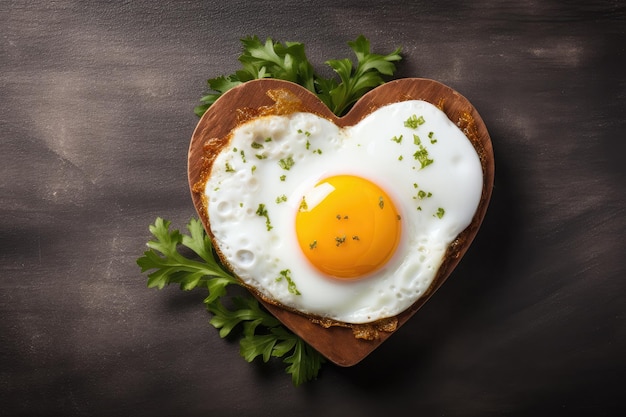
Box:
[137,218,324,386]
[141,36,402,386]
[194,35,401,117]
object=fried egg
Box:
[204,100,483,324]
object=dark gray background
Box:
[2,1,624,416]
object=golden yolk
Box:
[295,175,402,279]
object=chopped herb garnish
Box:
[225,162,235,172]
[352,235,360,241]
[276,269,301,295]
[251,165,257,173]
[314,149,322,155]
[256,203,273,231]
[417,190,432,199]
[299,197,308,211]
[276,194,287,204]
[398,155,403,161]
[335,235,347,246]
[404,114,425,129]
[280,175,286,181]
[391,135,403,143]
[413,148,434,169]
[251,142,264,149]
[240,150,247,163]
[305,139,311,150]
[278,155,295,170]
[435,207,445,218]
[309,240,317,249]
[265,137,272,142]
[412,135,434,169]
[379,196,384,209]
[336,214,342,220]
[428,131,434,139]
[255,154,267,160]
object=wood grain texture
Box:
[188,78,494,366]
[1,0,625,415]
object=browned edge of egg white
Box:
[188,78,495,367]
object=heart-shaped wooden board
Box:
[188,78,494,367]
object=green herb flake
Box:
[251,142,264,149]
[299,197,308,212]
[280,175,286,181]
[265,137,272,142]
[276,194,287,204]
[256,203,273,231]
[404,114,425,129]
[256,154,267,160]
[309,240,317,249]
[435,207,445,218]
[398,155,403,161]
[412,135,434,169]
[391,135,403,143]
[240,150,247,163]
[278,155,295,170]
[276,269,301,295]
[379,196,384,209]
[225,162,235,172]
[251,165,257,174]
[335,235,347,246]
[413,148,434,168]
[352,235,360,241]
[416,190,432,200]
[305,139,311,150]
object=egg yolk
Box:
[295,175,402,279]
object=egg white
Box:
[204,100,483,324]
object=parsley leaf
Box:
[138,218,324,386]
[320,35,402,116]
[195,35,401,117]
